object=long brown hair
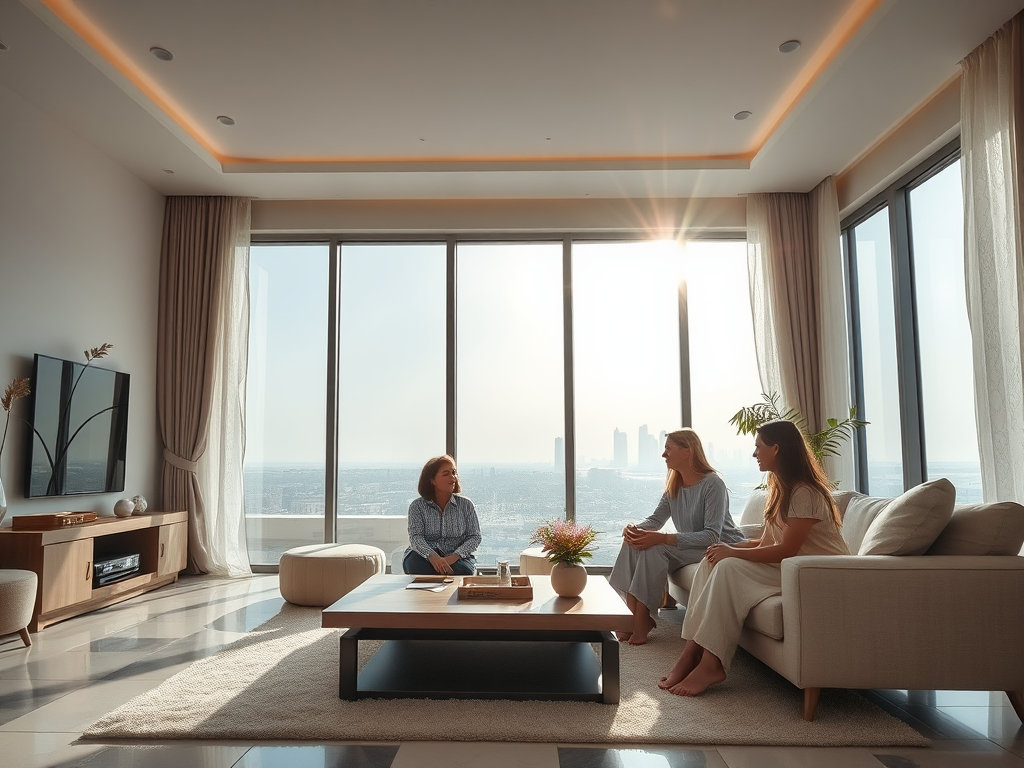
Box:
[664,428,716,497]
[756,420,840,528]
[417,455,461,502]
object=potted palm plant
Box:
[730,392,867,489]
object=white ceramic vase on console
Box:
[0,476,7,526]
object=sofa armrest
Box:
[777,555,1024,691]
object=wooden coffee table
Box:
[322,574,633,703]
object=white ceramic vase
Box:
[549,561,587,598]
[0,475,7,526]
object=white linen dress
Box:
[679,484,849,672]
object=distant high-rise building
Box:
[554,437,564,469]
[638,424,660,470]
[613,428,627,468]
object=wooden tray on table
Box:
[457,575,533,600]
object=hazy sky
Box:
[244,169,979,472]
[244,239,766,469]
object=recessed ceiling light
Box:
[733,111,752,121]
[161,168,175,174]
[0,40,9,51]
[217,115,235,126]
[778,40,801,54]
[149,46,173,61]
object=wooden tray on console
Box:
[457,575,533,600]
[12,512,98,530]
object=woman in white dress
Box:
[608,429,743,645]
[659,419,849,697]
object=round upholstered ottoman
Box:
[0,569,38,647]
[519,546,554,576]
[279,544,385,607]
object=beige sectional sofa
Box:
[665,478,1024,721]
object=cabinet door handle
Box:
[160,543,165,558]
[86,561,92,581]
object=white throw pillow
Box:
[857,478,956,556]
[839,494,890,553]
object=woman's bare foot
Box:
[658,644,702,689]
[666,654,727,696]
[627,610,657,645]
[614,630,633,642]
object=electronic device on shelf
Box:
[92,553,141,588]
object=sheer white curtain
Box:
[812,178,855,488]
[197,203,251,577]
[746,177,853,488]
[961,15,1024,505]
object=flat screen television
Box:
[24,354,130,498]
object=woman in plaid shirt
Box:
[403,454,482,575]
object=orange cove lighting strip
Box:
[40,0,883,171]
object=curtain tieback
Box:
[164,448,198,473]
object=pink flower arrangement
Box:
[530,519,599,566]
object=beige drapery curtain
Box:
[747,177,854,486]
[158,196,252,576]
[961,12,1024,505]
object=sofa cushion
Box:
[742,489,856,530]
[927,500,1024,555]
[739,490,767,526]
[671,562,784,640]
[857,478,956,556]
[832,490,858,520]
[838,494,889,553]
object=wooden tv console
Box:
[0,511,187,632]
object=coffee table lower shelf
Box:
[339,627,620,704]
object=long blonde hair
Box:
[664,428,716,497]
[757,420,840,528]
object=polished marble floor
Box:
[0,574,1020,768]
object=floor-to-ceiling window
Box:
[335,243,448,554]
[243,237,760,567]
[456,242,565,568]
[907,159,981,502]
[244,243,330,564]
[849,208,904,497]
[843,141,980,498]
[572,241,686,565]
[684,240,763,512]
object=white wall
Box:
[836,78,961,218]
[251,196,746,236]
[0,81,165,521]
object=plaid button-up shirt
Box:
[406,494,481,561]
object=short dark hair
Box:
[417,454,461,502]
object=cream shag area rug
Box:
[85,605,928,746]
